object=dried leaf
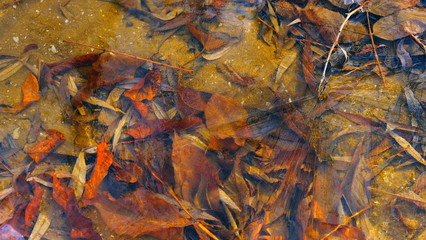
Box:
[125,70,161,102]
[172,132,220,209]
[301,4,367,43]
[127,116,203,139]
[0,73,41,114]
[0,55,29,82]
[302,41,317,94]
[113,162,143,183]
[92,189,191,237]
[205,94,249,144]
[373,8,426,41]
[387,123,426,165]
[72,53,142,107]
[187,24,230,51]
[83,142,113,200]
[52,175,101,240]
[42,53,100,84]
[366,0,419,16]
[26,129,65,163]
[28,206,52,240]
[69,151,87,200]
[24,183,44,226]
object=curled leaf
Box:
[0,73,41,114]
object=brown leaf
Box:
[302,41,317,94]
[367,0,419,16]
[83,142,113,200]
[373,8,426,41]
[113,162,143,183]
[177,86,206,115]
[205,94,250,144]
[172,132,220,209]
[0,73,41,114]
[301,4,367,43]
[126,116,203,139]
[42,53,101,84]
[72,53,142,107]
[26,129,65,163]
[52,175,101,240]
[92,189,191,238]
[187,24,230,51]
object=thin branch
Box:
[366,10,386,86]
[320,205,371,240]
[318,0,370,99]
[63,40,194,73]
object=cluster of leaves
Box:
[0,0,426,240]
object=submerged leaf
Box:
[52,176,101,240]
[373,8,426,41]
[83,142,113,200]
[204,94,250,144]
[301,4,367,43]
[0,73,41,114]
[366,0,419,16]
[172,132,220,209]
[26,129,65,163]
[92,189,191,237]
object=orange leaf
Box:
[113,162,143,183]
[186,24,229,51]
[0,73,41,114]
[204,94,249,144]
[52,175,101,240]
[24,183,44,226]
[124,68,161,102]
[83,142,113,199]
[26,129,65,163]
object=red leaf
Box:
[92,189,191,238]
[0,73,41,114]
[52,175,101,240]
[132,101,149,117]
[113,162,143,183]
[302,42,317,94]
[26,129,65,163]
[24,183,44,226]
[83,142,113,200]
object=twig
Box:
[343,62,377,76]
[63,40,194,73]
[320,205,371,240]
[366,10,386,86]
[410,33,426,52]
[318,0,370,99]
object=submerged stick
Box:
[63,40,194,73]
[318,0,370,99]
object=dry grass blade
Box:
[0,55,29,82]
[386,123,426,166]
[366,10,386,85]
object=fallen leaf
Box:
[0,73,41,114]
[52,175,101,240]
[42,53,100,84]
[26,129,65,163]
[72,52,142,107]
[204,94,249,144]
[301,4,367,43]
[187,24,230,51]
[0,224,23,240]
[124,68,162,101]
[91,189,191,237]
[373,8,426,41]
[24,183,44,227]
[366,0,419,16]
[113,162,143,183]
[69,151,87,200]
[172,132,220,209]
[83,142,113,200]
